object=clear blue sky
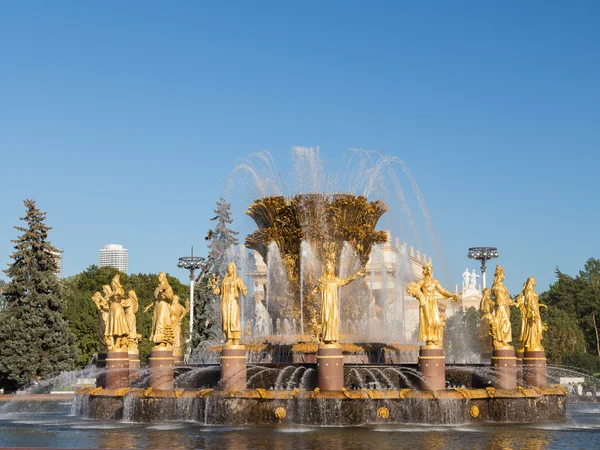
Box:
[1,1,598,294]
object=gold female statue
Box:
[170,295,190,355]
[519,277,547,351]
[490,265,513,349]
[123,290,140,350]
[211,262,248,346]
[311,262,365,344]
[92,290,110,352]
[479,287,494,350]
[105,275,130,350]
[406,263,457,346]
[144,272,175,347]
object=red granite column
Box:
[128,349,141,384]
[96,352,107,388]
[173,349,185,365]
[491,347,517,389]
[515,348,524,386]
[317,343,344,391]
[105,350,129,389]
[523,349,547,387]
[418,346,445,390]
[149,347,174,390]
[220,344,246,391]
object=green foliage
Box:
[444,307,481,362]
[543,258,600,358]
[543,306,587,366]
[62,266,188,367]
[0,200,77,390]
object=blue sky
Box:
[1,1,598,293]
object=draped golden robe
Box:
[218,274,248,341]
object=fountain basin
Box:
[75,386,567,425]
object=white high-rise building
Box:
[49,250,63,278]
[98,244,128,273]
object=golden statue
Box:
[490,265,514,349]
[170,295,190,357]
[211,262,248,346]
[437,302,447,344]
[92,290,110,352]
[518,277,547,351]
[105,275,130,350]
[144,272,175,348]
[479,287,494,351]
[311,261,365,344]
[123,290,141,350]
[406,263,458,347]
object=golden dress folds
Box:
[220,275,247,341]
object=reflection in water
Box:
[486,429,549,450]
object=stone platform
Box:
[75,386,567,425]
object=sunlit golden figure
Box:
[123,290,140,350]
[479,287,494,350]
[406,263,458,346]
[519,277,547,351]
[311,262,365,344]
[92,290,109,352]
[170,295,190,356]
[491,265,514,349]
[211,262,248,346]
[144,272,175,347]
[105,275,130,350]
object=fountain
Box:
[74,148,567,425]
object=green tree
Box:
[193,198,240,347]
[0,200,77,390]
[543,306,587,366]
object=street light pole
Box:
[178,247,205,362]
[467,247,499,289]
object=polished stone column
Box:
[96,352,107,388]
[491,347,517,389]
[105,350,129,389]
[523,348,547,387]
[173,349,185,365]
[149,347,174,390]
[128,349,141,384]
[220,344,246,391]
[317,343,344,391]
[515,348,524,386]
[418,346,445,390]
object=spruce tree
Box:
[193,198,239,346]
[0,199,77,390]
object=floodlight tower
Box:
[467,247,499,289]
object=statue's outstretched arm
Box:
[341,268,366,287]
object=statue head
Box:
[325,262,335,276]
[102,284,112,296]
[227,262,237,276]
[526,276,536,288]
[494,264,504,280]
[483,287,491,297]
[158,272,167,282]
[128,290,137,301]
[423,263,433,277]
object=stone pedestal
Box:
[173,350,184,365]
[491,347,517,389]
[515,348,524,386]
[220,344,246,391]
[317,343,344,391]
[128,349,141,384]
[418,346,445,391]
[149,347,174,390]
[96,352,107,388]
[523,349,547,387]
[105,350,129,389]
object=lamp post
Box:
[178,247,205,361]
[467,247,498,289]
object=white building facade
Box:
[98,244,128,273]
